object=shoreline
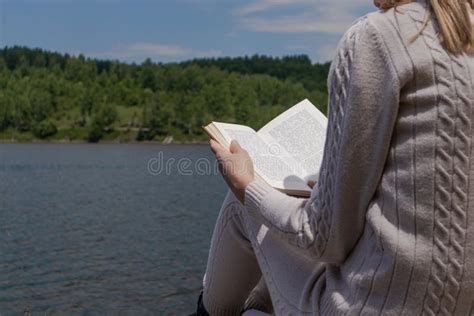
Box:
[0,139,210,145]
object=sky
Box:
[0,0,375,64]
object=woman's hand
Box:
[210,139,255,203]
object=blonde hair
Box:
[384,0,474,55]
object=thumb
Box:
[229,140,241,154]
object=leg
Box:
[202,191,263,315]
[244,277,274,314]
[241,209,326,315]
[203,191,326,315]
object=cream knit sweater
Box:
[244,1,474,314]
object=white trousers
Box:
[202,191,326,316]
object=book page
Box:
[257,99,327,181]
[212,122,308,191]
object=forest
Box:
[0,46,330,142]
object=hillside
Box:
[0,46,330,143]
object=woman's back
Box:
[321,1,474,314]
[198,1,474,315]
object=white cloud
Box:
[241,15,348,34]
[314,42,338,62]
[228,0,375,62]
[85,42,224,61]
[284,40,337,62]
[234,0,372,34]
[233,0,314,16]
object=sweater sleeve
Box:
[244,17,401,265]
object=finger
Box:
[210,140,232,162]
[229,140,241,154]
[307,180,316,189]
[210,139,225,155]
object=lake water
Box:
[0,144,228,315]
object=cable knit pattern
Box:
[398,6,474,315]
[309,19,361,257]
[417,14,458,316]
[442,53,473,314]
[245,15,402,265]
[441,54,471,315]
[220,1,474,314]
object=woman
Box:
[194,0,474,314]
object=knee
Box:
[218,190,247,227]
[222,189,243,207]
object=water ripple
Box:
[0,144,227,314]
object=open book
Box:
[203,99,327,197]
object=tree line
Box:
[0,46,330,142]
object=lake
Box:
[0,144,228,315]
